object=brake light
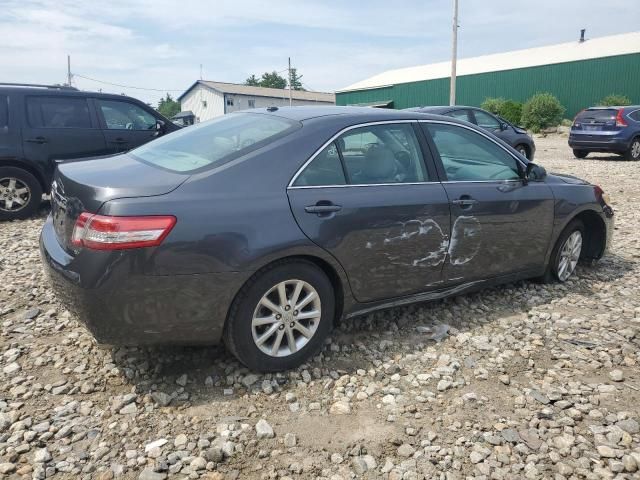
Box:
[572,109,585,127]
[71,213,176,250]
[615,109,627,127]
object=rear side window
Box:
[294,143,346,186]
[628,110,640,121]
[26,96,91,128]
[0,95,7,127]
[131,113,299,173]
[96,99,157,130]
[293,123,429,186]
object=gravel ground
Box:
[1,133,639,480]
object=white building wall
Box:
[180,85,334,122]
[180,86,225,122]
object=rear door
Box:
[421,121,554,282]
[287,121,451,303]
[94,98,160,153]
[21,95,107,181]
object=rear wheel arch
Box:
[225,255,345,332]
[0,159,49,193]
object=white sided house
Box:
[177,80,335,122]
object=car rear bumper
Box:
[39,215,244,346]
[568,135,629,152]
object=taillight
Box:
[71,213,176,250]
[572,109,585,127]
[615,109,627,127]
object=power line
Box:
[73,73,184,92]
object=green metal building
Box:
[336,32,640,118]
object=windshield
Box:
[130,113,300,173]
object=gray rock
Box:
[138,469,167,480]
[34,448,52,463]
[255,419,274,439]
[150,391,172,407]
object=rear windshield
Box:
[131,113,300,173]
[576,109,618,122]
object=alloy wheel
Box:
[0,177,31,212]
[557,230,582,281]
[251,279,321,357]
[631,140,640,159]
[517,146,527,157]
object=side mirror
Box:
[500,122,510,131]
[154,119,166,136]
[525,163,547,181]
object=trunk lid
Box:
[51,153,188,252]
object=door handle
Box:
[305,203,342,215]
[110,138,128,144]
[452,196,478,208]
[26,136,47,144]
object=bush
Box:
[521,93,565,133]
[480,97,523,125]
[597,94,632,107]
[481,97,505,115]
[499,100,523,125]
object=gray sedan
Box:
[40,107,613,371]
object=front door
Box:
[287,122,451,303]
[421,121,555,283]
[22,95,107,179]
[94,98,160,153]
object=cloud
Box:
[1,0,638,105]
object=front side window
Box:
[131,113,299,173]
[96,100,156,130]
[293,142,346,186]
[0,95,7,127]
[26,96,91,128]
[426,123,520,181]
[473,110,501,130]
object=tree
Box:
[259,71,287,89]
[245,74,260,86]
[157,93,180,118]
[289,68,305,91]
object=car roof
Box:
[243,105,456,122]
[0,85,147,103]
[584,105,640,110]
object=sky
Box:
[1,0,638,106]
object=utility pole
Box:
[199,64,203,80]
[67,55,72,87]
[288,57,292,107]
[449,0,458,106]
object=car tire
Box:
[540,219,585,284]
[573,150,588,159]
[223,259,335,372]
[515,144,529,159]
[625,137,640,161]
[0,167,43,221]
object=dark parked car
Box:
[40,107,613,371]
[0,83,179,220]
[569,106,640,160]
[406,106,536,160]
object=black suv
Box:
[0,83,179,220]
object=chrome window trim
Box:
[289,181,441,190]
[287,119,421,188]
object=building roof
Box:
[178,80,335,103]
[338,31,640,93]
